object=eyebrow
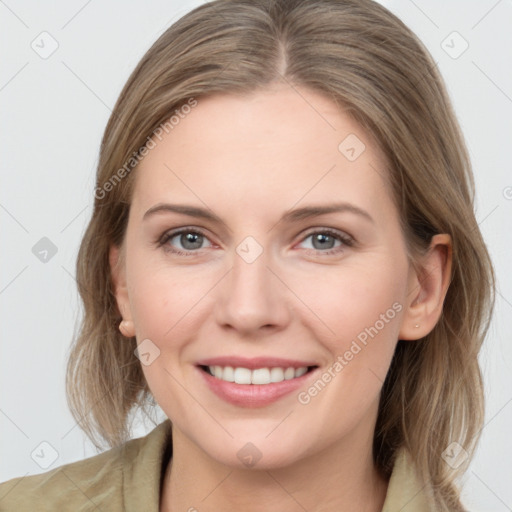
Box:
[142,202,374,225]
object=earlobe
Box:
[119,319,135,338]
[399,234,452,341]
[109,243,135,337]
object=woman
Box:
[0,0,495,510]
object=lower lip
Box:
[197,366,316,408]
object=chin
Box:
[195,428,316,471]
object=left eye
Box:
[298,231,344,251]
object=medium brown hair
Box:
[66,1,495,509]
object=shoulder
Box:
[0,444,126,511]
[0,420,172,512]
[382,447,434,512]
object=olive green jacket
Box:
[0,420,432,511]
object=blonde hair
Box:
[66,0,495,509]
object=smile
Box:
[201,365,313,384]
[195,357,320,407]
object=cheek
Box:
[127,257,216,352]
[293,268,404,427]
[293,257,406,370]
[128,263,214,410]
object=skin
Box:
[110,82,452,512]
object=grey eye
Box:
[170,231,211,251]
[300,233,342,251]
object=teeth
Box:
[295,367,308,377]
[284,367,295,380]
[207,365,310,385]
[270,367,284,383]
[222,366,235,382]
[251,368,270,384]
[234,367,252,384]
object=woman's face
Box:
[112,84,419,469]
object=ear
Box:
[109,243,135,337]
[399,234,453,340]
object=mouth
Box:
[195,357,320,407]
[198,364,317,384]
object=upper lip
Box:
[196,356,318,370]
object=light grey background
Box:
[1,1,511,510]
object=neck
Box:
[160,420,389,512]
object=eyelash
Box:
[156,226,354,257]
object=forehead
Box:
[131,85,392,221]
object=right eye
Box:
[158,228,213,255]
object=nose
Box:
[214,244,292,337]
